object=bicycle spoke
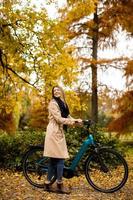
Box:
[23,147,49,188]
[85,148,128,193]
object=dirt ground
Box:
[0,157,133,200]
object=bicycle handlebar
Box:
[83,119,94,127]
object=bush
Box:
[0,130,45,169]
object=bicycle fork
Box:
[93,148,109,173]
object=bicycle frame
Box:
[69,134,95,171]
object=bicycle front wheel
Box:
[85,148,128,193]
[22,146,56,188]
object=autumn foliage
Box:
[0,0,132,134]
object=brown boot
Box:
[56,182,71,194]
[44,182,55,192]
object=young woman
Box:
[43,86,82,194]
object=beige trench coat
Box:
[43,99,74,159]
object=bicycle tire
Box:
[22,146,56,188]
[85,148,128,193]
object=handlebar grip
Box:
[83,119,94,126]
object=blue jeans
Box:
[47,158,64,182]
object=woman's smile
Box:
[53,87,61,98]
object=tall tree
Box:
[53,0,132,123]
[91,5,98,122]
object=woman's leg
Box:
[44,158,56,191]
[56,159,64,183]
[56,159,70,194]
[47,158,57,182]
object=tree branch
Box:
[0,49,40,91]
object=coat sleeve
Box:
[48,100,74,125]
[68,114,74,119]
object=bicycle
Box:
[22,120,128,193]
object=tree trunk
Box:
[91,7,98,123]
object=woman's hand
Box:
[76,119,82,123]
[69,118,83,126]
[74,119,83,126]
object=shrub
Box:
[0,130,44,169]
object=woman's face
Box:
[53,87,62,98]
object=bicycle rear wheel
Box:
[85,148,128,193]
[22,146,56,188]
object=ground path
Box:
[0,157,133,200]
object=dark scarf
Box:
[53,97,70,131]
